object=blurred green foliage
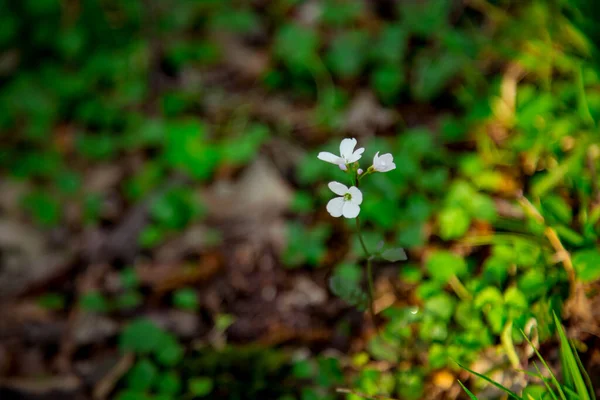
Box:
[2,0,600,399]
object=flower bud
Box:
[339,164,348,171]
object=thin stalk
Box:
[355,217,377,330]
[449,275,472,301]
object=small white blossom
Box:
[372,152,396,172]
[326,181,362,219]
[339,164,347,171]
[318,138,365,166]
[357,168,364,175]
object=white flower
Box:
[372,152,396,172]
[326,181,363,219]
[318,138,365,166]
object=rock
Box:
[279,276,327,310]
[155,224,218,263]
[73,314,119,346]
[343,90,397,135]
[202,157,293,220]
[0,220,72,298]
[83,164,122,193]
[147,310,204,339]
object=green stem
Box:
[356,217,377,330]
[355,218,369,256]
[449,275,472,301]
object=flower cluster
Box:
[318,138,396,219]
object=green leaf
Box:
[290,191,314,213]
[503,287,528,310]
[283,223,330,268]
[274,24,319,71]
[188,377,214,397]
[371,64,405,101]
[316,357,344,387]
[22,190,62,227]
[370,24,407,65]
[321,0,364,26]
[115,390,149,400]
[326,30,368,79]
[541,195,572,224]
[113,291,143,310]
[381,247,408,262]
[412,51,463,101]
[120,268,139,290]
[419,316,448,342]
[126,359,158,391]
[138,224,165,249]
[424,292,456,321]
[517,269,548,300]
[150,187,201,230]
[395,368,425,400]
[438,207,471,240]
[572,248,600,283]
[425,251,467,283]
[156,371,182,395]
[164,120,220,181]
[292,359,315,379]
[474,287,504,309]
[79,291,110,313]
[154,334,184,367]
[221,124,269,166]
[399,0,451,37]
[530,144,587,197]
[120,319,164,354]
[37,293,66,310]
[210,9,259,33]
[75,133,119,160]
[399,264,422,284]
[329,275,369,311]
[172,288,199,311]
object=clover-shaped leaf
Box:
[381,247,408,262]
[329,275,369,311]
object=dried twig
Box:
[93,353,135,400]
[517,193,576,287]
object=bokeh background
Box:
[1,0,600,399]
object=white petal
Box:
[348,186,363,205]
[339,138,357,159]
[326,197,345,217]
[381,153,394,163]
[373,151,381,164]
[328,181,348,196]
[346,147,365,163]
[342,202,360,218]
[318,152,342,164]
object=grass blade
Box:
[532,361,560,400]
[458,380,479,400]
[570,340,596,400]
[521,329,568,400]
[456,362,524,400]
[553,313,591,400]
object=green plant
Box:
[459,313,596,400]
